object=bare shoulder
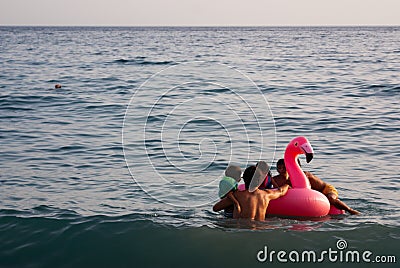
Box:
[305,171,322,182]
[233,189,253,201]
[304,171,313,177]
[305,171,327,190]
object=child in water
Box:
[271,158,292,188]
[218,165,242,217]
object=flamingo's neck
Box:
[284,150,311,188]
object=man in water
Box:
[213,162,289,221]
[305,170,360,215]
[272,159,360,215]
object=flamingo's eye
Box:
[294,142,298,146]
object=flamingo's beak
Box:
[305,152,314,163]
[300,142,314,163]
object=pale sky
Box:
[0,0,399,26]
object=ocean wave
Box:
[0,208,399,268]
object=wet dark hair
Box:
[276,159,285,167]
[243,165,256,190]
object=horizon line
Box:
[1,24,399,28]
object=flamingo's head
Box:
[287,136,314,163]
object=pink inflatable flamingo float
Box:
[266,136,342,217]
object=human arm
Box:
[265,184,289,200]
[226,191,241,214]
[212,196,234,212]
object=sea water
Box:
[0,26,399,267]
